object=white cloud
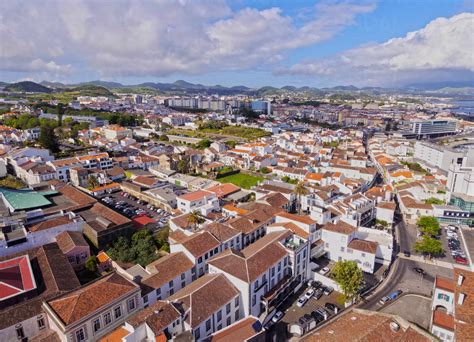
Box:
[0,0,374,79]
[281,13,474,86]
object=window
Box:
[75,328,85,342]
[252,295,256,306]
[127,298,136,311]
[297,254,300,263]
[226,303,231,314]
[181,273,185,280]
[217,310,222,321]
[361,252,366,257]
[227,317,231,326]
[206,319,211,331]
[347,248,353,254]
[16,326,25,340]
[169,280,174,287]
[156,288,161,296]
[143,295,148,303]
[37,316,45,330]
[254,280,259,290]
[93,318,101,333]
[198,256,203,263]
[181,281,185,288]
[278,263,281,272]
[271,267,275,277]
[170,288,174,295]
[235,311,239,321]
[114,306,122,319]
[325,242,329,248]
[303,249,307,258]
[235,297,239,307]
[103,312,112,326]
[214,247,218,254]
[340,247,345,252]
[194,328,200,340]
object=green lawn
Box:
[217,173,263,189]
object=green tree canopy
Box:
[332,260,364,303]
[38,126,60,153]
[85,255,98,273]
[417,216,440,237]
[414,235,443,258]
[107,230,158,267]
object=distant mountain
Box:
[4,81,53,93]
[407,81,474,90]
[40,81,68,88]
[80,80,125,89]
[70,84,116,97]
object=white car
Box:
[319,267,330,275]
[271,311,284,323]
[296,296,308,307]
[304,288,315,299]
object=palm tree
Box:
[293,181,309,214]
[187,211,201,231]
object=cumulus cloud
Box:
[0,0,374,79]
[280,13,474,86]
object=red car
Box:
[455,256,468,265]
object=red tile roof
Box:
[47,272,138,326]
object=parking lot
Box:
[439,225,468,266]
[99,191,171,228]
[267,282,342,340]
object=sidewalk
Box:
[397,253,465,270]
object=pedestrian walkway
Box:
[396,253,471,270]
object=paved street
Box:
[381,294,432,329]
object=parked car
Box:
[455,256,468,265]
[379,296,390,305]
[271,311,284,323]
[312,281,322,289]
[325,303,339,313]
[313,289,323,300]
[389,290,403,300]
[319,267,330,275]
[311,311,324,323]
[403,250,411,257]
[297,296,309,307]
[304,288,315,299]
[315,308,328,320]
[323,286,334,296]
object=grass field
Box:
[217,173,263,189]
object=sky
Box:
[1,0,473,88]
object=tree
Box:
[332,260,364,304]
[226,140,237,149]
[293,181,309,214]
[87,175,99,189]
[424,197,444,205]
[196,138,212,149]
[159,134,169,141]
[187,211,202,231]
[57,103,65,126]
[176,159,189,174]
[417,216,440,237]
[107,230,158,266]
[131,229,158,266]
[85,255,98,273]
[38,126,60,153]
[414,235,443,258]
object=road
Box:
[359,219,454,311]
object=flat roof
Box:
[0,188,58,211]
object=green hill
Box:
[4,81,53,93]
[70,84,116,98]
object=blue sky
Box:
[1,0,473,87]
